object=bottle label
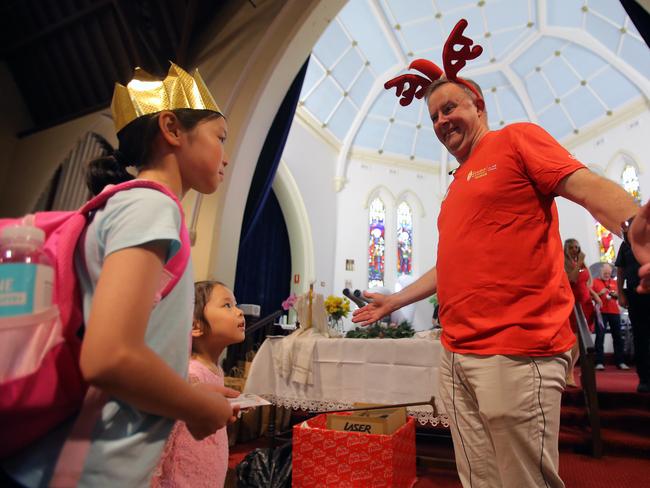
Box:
[0,263,54,317]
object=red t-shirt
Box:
[592,278,620,315]
[570,265,591,304]
[437,122,585,356]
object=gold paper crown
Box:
[111,62,222,133]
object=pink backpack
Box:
[0,179,190,458]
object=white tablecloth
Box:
[244,336,449,426]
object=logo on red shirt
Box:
[467,164,497,181]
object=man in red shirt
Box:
[592,264,629,370]
[353,76,647,487]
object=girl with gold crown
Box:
[2,64,238,487]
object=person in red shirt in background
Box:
[564,239,601,386]
[592,264,629,370]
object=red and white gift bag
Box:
[292,413,416,487]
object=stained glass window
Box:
[596,223,615,263]
[396,202,413,276]
[596,163,641,263]
[368,198,385,288]
[621,164,641,204]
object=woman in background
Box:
[564,239,601,386]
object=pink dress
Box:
[151,360,229,487]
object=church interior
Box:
[0,0,649,487]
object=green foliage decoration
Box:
[345,320,415,339]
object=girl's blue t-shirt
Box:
[3,187,194,487]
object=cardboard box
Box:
[326,407,406,435]
[293,413,417,488]
[223,376,246,392]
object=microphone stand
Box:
[343,288,367,308]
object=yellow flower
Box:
[324,295,350,319]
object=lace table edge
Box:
[261,394,450,427]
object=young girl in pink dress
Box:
[152,281,246,487]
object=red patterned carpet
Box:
[413,453,650,488]
[561,364,650,459]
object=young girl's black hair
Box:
[86,109,223,195]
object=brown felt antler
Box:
[443,19,483,100]
[384,59,444,106]
[384,18,483,106]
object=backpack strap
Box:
[50,181,191,486]
[81,180,191,299]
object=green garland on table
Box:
[345,320,415,339]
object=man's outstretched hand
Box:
[629,201,650,293]
[351,292,395,326]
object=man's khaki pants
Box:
[438,348,570,488]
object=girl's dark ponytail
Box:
[85,150,134,196]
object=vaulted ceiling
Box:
[298,0,650,167]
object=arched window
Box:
[621,164,641,204]
[368,197,385,288]
[596,162,641,263]
[596,223,615,263]
[396,201,413,277]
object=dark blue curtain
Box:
[233,59,309,317]
[235,190,291,317]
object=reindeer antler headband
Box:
[384,19,483,107]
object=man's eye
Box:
[224,303,232,308]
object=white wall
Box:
[333,157,441,330]
[280,117,443,331]
[280,117,339,298]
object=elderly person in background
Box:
[592,264,629,370]
[564,238,601,386]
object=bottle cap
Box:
[0,224,45,248]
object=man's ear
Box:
[158,111,183,147]
[475,98,485,113]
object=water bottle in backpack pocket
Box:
[0,222,54,317]
[0,221,62,387]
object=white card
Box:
[228,393,271,409]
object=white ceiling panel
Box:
[298,0,648,166]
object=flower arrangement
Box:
[324,295,351,321]
[282,293,297,311]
